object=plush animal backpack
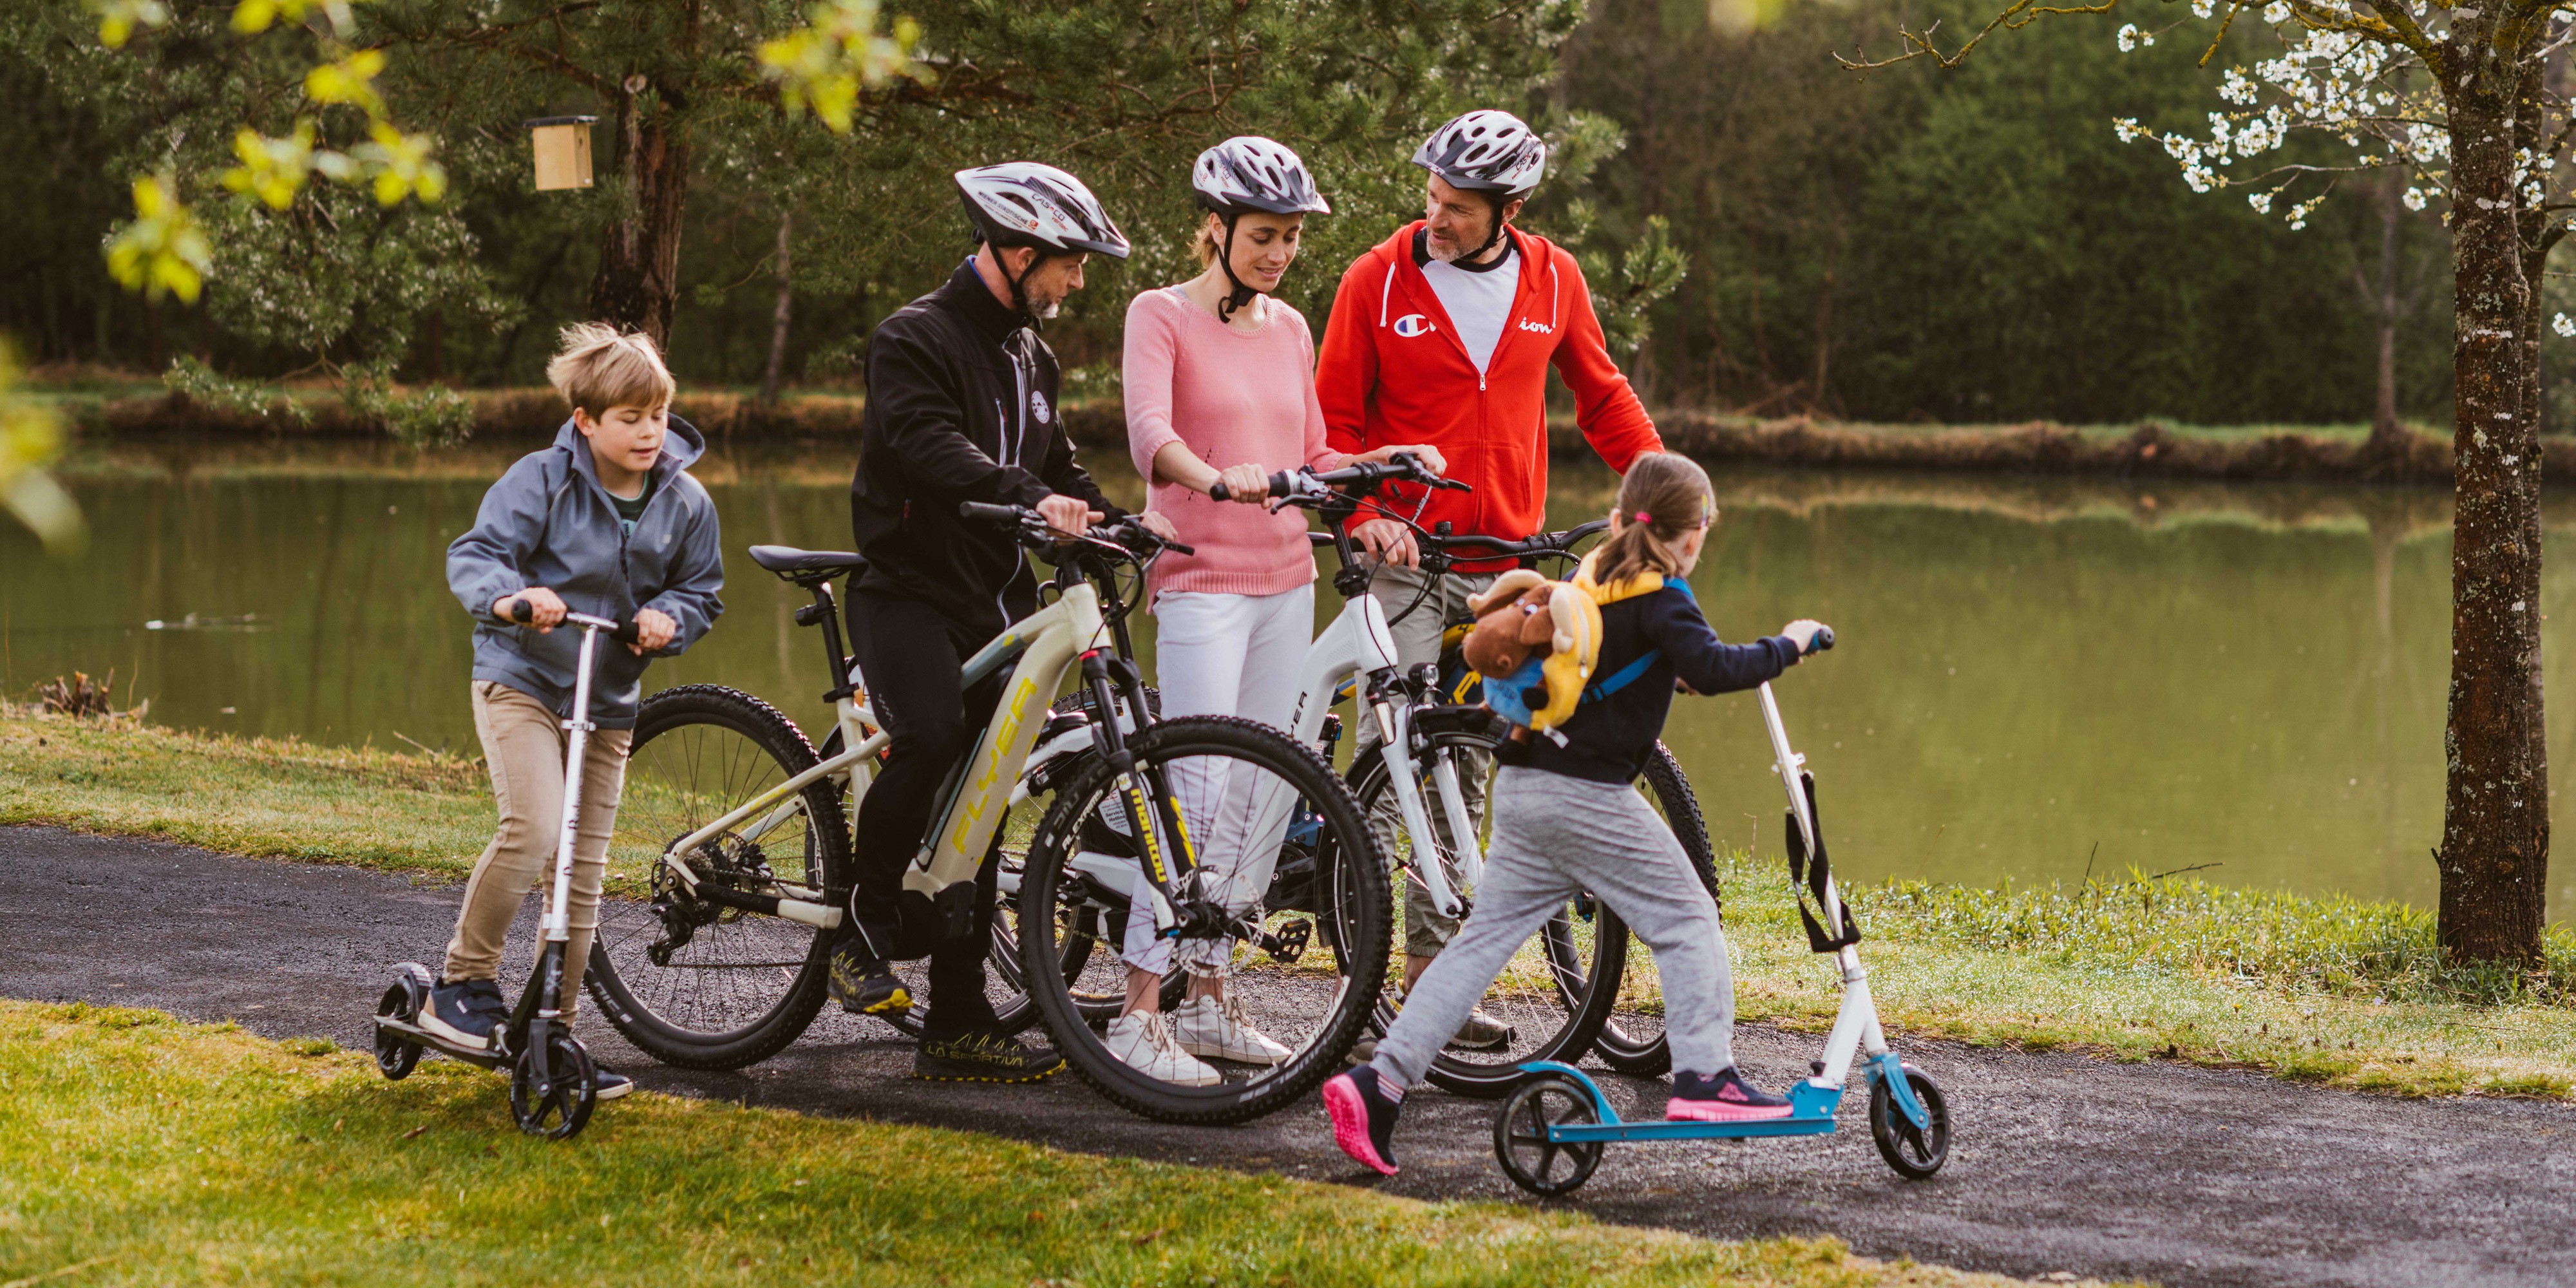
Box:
[1461,552,1691,737]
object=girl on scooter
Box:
[1113,137,1442,1086]
[1320,452,1828,1175]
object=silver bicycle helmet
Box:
[1412,110,1547,198]
[1192,137,1332,216]
[1191,137,1330,321]
[1414,111,1544,262]
[954,162,1128,326]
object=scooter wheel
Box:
[1868,1063,1950,1180]
[1493,1074,1605,1197]
[509,1030,598,1141]
[372,966,431,1081]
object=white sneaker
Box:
[1104,1012,1222,1086]
[1170,992,1294,1066]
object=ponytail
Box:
[1591,453,1714,587]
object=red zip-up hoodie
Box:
[1317,222,1661,565]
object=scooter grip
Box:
[1807,625,1835,655]
[504,596,534,624]
[611,619,644,645]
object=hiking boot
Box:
[592,1066,634,1101]
[1170,992,1293,1066]
[826,943,911,1017]
[1321,1064,1404,1176]
[1104,1012,1221,1086]
[914,1030,1065,1083]
[1444,1005,1514,1052]
[422,977,506,1051]
[1667,1066,1792,1122]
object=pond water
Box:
[8,440,2573,922]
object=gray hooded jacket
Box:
[446,416,724,728]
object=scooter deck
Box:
[1520,1062,1844,1144]
[374,1015,511,1072]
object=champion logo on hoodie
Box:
[1392,313,1435,338]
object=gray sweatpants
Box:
[1369,765,1738,1088]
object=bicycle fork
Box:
[1368,669,1477,921]
[1080,649,1195,933]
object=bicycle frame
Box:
[655,581,1124,927]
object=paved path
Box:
[6,824,2571,1287]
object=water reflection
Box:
[4,440,2568,922]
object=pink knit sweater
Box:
[1124,287,1344,600]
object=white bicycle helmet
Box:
[1191,137,1330,321]
[954,162,1128,326]
[1412,110,1546,198]
[1192,137,1332,216]
[954,162,1131,259]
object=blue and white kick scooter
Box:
[370,605,638,1141]
[1493,632,1952,1195]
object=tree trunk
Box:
[2434,70,2550,965]
[758,209,792,408]
[2368,165,2403,459]
[589,76,690,350]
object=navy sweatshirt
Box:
[1510,585,1799,784]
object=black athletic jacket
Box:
[850,260,1122,636]
[1511,587,1797,785]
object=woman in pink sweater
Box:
[1111,137,1442,1087]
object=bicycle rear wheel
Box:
[588,685,843,1070]
[1018,716,1389,1124]
[1589,742,1721,1076]
[1349,708,1622,1099]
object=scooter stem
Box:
[545,622,602,944]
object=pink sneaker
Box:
[1322,1066,1403,1175]
[1667,1067,1793,1122]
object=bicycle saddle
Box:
[746,545,864,583]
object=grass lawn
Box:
[6,709,2575,1103]
[0,1000,2044,1288]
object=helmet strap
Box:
[1215,213,1260,324]
[1465,193,1513,263]
[998,243,1047,332]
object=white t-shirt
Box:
[1419,237,1520,375]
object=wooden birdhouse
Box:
[526,117,598,191]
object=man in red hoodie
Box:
[1318,109,1665,1048]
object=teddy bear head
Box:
[1461,569,1566,678]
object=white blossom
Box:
[2556,313,2576,338]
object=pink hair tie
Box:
[1634,510,1652,524]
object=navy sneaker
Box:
[826,943,911,1017]
[1669,1066,1792,1122]
[1322,1064,1404,1175]
[592,1067,633,1101]
[422,978,506,1050]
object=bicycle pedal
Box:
[1260,918,1312,965]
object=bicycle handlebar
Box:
[1212,451,1470,504]
[1417,518,1609,564]
[504,597,642,643]
[956,500,1197,557]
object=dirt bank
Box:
[55,383,2503,485]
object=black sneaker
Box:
[422,977,506,1050]
[827,945,911,1016]
[913,1030,1065,1083]
[1668,1066,1792,1122]
[592,1067,633,1101]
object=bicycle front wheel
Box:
[1018,716,1390,1124]
[589,685,844,1070]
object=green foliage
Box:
[340,359,473,448]
[1556,0,2458,424]
[163,355,312,426]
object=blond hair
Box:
[1591,453,1714,586]
[546,322,675,419]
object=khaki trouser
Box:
[1350,562,1498,958]
[442,681,630,1021]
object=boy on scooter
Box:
[432,323,726,1101]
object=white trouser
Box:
[1119,584,1314,975]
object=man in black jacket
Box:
[835,162,1168,1083]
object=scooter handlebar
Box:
[1805,625,1834,656]
[503,597,642,643]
